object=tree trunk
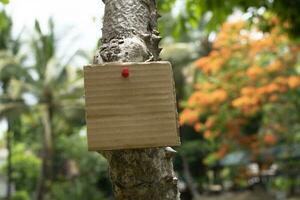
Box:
[36,105,53,200]
[6,128,12,200]
[94,0,180,199]
[182,157,201,200]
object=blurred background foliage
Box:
[1,0,300,200]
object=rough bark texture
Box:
[94,0,180,199]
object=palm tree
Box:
[0,10,27,200]
[1,13,85,199]
[21,19,85,200]
[0,79,27,200]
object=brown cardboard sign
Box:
[84,62,180,150]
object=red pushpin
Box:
[121,67,129,78]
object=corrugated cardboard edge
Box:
[84,61,171,68]
[83,61,181,150]
[88,141,181,151]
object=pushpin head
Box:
[121,67,129,78]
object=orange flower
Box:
[266,83,280,93]
[274,76,288,85]
[232,96,259,108]
[267,60,282,72]
[264,133,277,145]
[232,97,244,108]
[194,82,215,91]
[291,46,300,52]
[247,65,264,79]
[288,76,300,89]
[179,109,199,125]
[257,86,268,95]
[213,89,228,102]
[194,122,204,132]
[204,130,213,139]
[205,117,216,129]
[220,48,232,60]
[188,91,213,107]
[242,105,260,116]
[269,95,279,102]
[241,87,256,96]
[195,57,209,69]
[210,59,224,74]
[283,21,290,29]
[271,16,280,25]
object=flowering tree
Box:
[180,18,300,169]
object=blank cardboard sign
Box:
[84,62,180,150]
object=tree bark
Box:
[94,0,180,199]
[36,105,53,200]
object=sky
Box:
[6,0,105,56]
[0,0,105,138]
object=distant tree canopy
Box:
[0,11,13,51]
[0,0,9,4]
[158,0,300,39]
[0,0,10,36]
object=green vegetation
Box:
[158,0,300,40]
[0,9,111,200]
[1,0,300,199]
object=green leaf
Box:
[0,11,9,29]
[204,153,217,166]
[0,0,9,4]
